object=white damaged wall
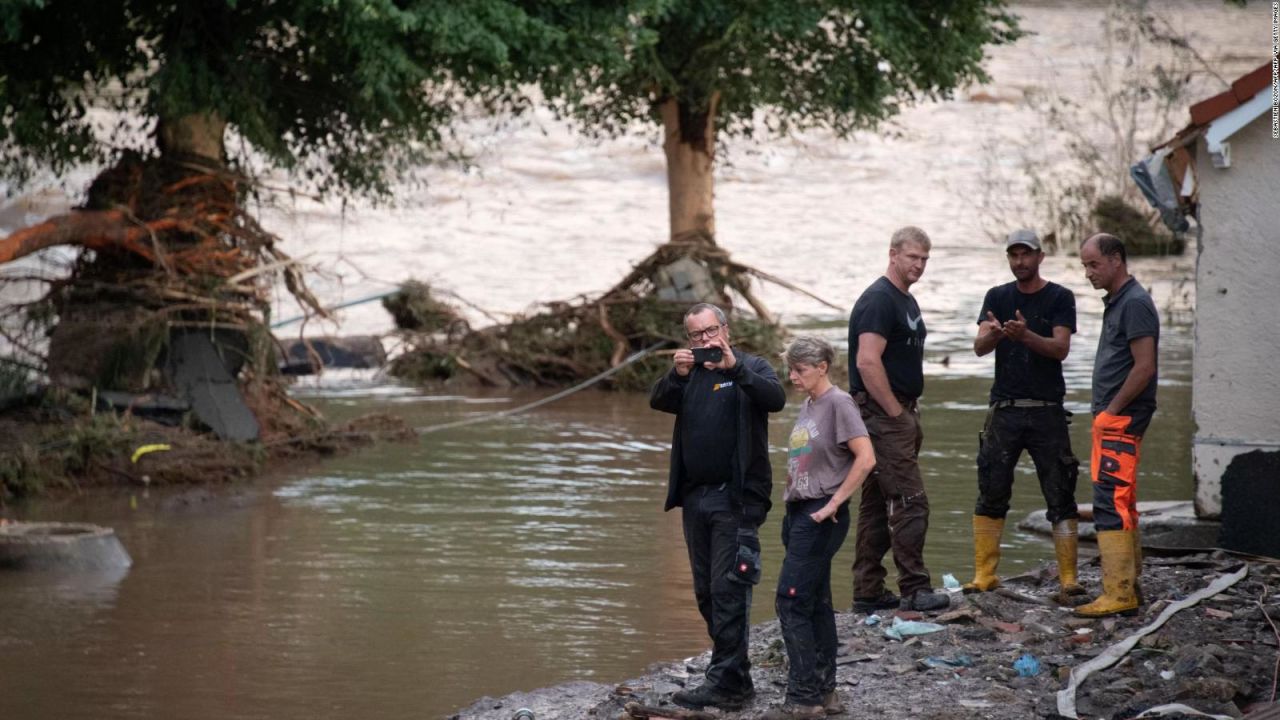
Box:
[1192,115,1280,518]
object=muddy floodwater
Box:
[0,2,1265,718]
[0,286,1193,719]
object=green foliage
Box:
[1092,195,1184,257]
[0,0,633,196]
[539,0,1023,139]
[0,357,28,397]
[383,280,464,333]
[390,349,459,383]
[0,443,49,497]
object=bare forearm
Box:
[858,360,901,416]
[974,330,1000,357]
[1105,362,1155,415]
[1020,332,1068,361]
[826,457,875,510]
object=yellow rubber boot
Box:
[1052,519,1088,602]
[963,515,1004,593]
[1133,525,1145,605]
[1074,530,1139,618]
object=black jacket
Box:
[649,349,786,523]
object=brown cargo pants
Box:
[851,392,933,600]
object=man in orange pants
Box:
[1077,233,1159,617]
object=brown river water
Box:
[0,2,1267,718]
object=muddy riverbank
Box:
[452,554,1280,720]
[0,393,414,502]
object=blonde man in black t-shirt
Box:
[847,226,949,614]
[966,229,1085,605]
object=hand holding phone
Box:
[691,346,723,365]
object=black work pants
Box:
[975,404,1079,523]
[776,497,850,706]
[681,483,754,694]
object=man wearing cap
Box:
[965,229,1085,604]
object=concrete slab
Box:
[1017,501,1223,552]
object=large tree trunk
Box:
[40,110,240,391]
[660,94,719,243]
[156,111,227,165]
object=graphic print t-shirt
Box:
[848,276,926,399]
[679,367,739,488]
[977,281,1076,403]
[785,387,868,502]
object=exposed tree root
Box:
[387,233,828,392]
[0,154,335,470]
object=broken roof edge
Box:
[1151,61,1273,155]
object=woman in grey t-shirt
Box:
[762,337,876,720]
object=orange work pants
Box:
[1090,411,1144,532]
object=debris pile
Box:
[452,553,1280,720]
[0,155,414,499]
[387,235,828,392]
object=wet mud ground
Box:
[453,554,1280,720]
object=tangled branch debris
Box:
[0,154,391,498]
[387,234,817,392]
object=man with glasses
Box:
[650,302,786,712]
[847,226,949,614]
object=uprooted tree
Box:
[388,1,1024,388]
[0,1,639,482]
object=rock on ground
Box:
[450,555,1280,720]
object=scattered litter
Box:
[918,654,975,670]
[1056,564,1249,719]
[942,573,961,590]
[864,614,882,626]
[1013,653,1041,677]
[935,607,980,625]
[884,616,946,641]
[1131,703,1235,719]
[1160,670,1175,681]
[131,443,172,464]
[957,699,995,709]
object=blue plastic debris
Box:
[883,616,946,641]
[864,614,882,626]
[1013,653,1041,677]
[942,573,961,590]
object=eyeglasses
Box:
[687,324,722,341]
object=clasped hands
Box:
[982,310,1028,342]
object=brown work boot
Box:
[822,689,846,715]
[963,515,1004,593]
[759,703,826,720]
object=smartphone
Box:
[692,346,723,365]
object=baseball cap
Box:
[1006,228,1041,251]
